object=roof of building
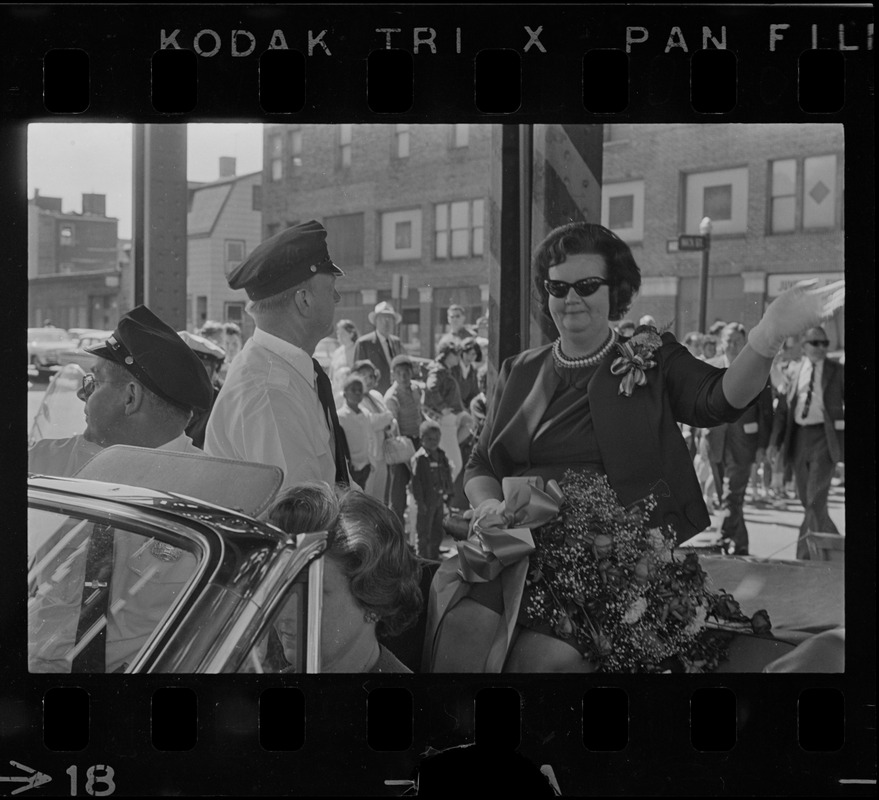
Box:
[187,170,260,237]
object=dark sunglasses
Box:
[806,339,830,347]
[544,277,610,298]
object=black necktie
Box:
[71,522,115,673]
[313,358,351,486]
[800,363,815,422]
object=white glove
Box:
[748,279,845,358]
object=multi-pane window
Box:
[380,209,422,261]
[435,199,484,258]
[452,123,469,148]
[59,225,74,246]
[768,154,839,233]
[252,184,262,211]
[770,159,797,233]
[394,124,410,159]
[288,128,303,170]
[269,134,283,182]
[339,124,353,168]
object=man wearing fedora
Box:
[205,220,351,490]
[28,305,214,477]
[355,301,404,395]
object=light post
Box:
[697,216,712,333]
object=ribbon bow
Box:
[423,477,564,673]
[610,340,657,397]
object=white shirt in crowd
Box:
[336,404,373,471]
[796,358,825,426]
[205,328,336,490]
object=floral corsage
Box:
[610,325,664,396]
[523,469,771,673]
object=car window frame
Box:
[28,488,218,673]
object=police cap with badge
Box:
[87,305,215,412]
[227,219,345,301]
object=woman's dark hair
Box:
[459,336,482,361]
[268,484,422,641]
[331,491,422,640]
[532,222,642,329]
[435,340,460,364]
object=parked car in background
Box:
[27,327,79,377]
[56,329,113,371]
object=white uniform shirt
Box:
[204,328,335,490]
[28,431,202,478]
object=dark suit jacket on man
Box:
[465,334,754,544]
[705,383,774,466]
[771,357,845,465]
[354,331,403,395]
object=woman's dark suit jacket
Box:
[465,334,750,544]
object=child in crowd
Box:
[410,419,453,561]
[336,374,373,490]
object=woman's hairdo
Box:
[460,336,482,361]
[331,491,422,640]
[267,484,422,641]
[532,222,642,330]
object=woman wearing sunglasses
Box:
[429,221,844,673]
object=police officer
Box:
[28,305,214,673]
[28,305,214,477]
[205,220,350,489]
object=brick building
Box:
[186,157,263,336]
[601,123,845,346]
[260,123,491,357]
[27,191,123,330]
[256,122,844,356]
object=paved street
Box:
[29,372,844,563]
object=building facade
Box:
[27,192,123,330]
[601,123,845,346]
[256,123,845,356]
[260,123,491,357]
[186,158,262,337]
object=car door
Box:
[28,489,213,674]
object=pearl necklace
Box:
[552,329,618,369]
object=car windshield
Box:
[29,329,71,342]
[28,506,202,673]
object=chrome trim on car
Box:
[306,553,324,674]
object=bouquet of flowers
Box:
[523,469,771,673]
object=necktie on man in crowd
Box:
[71,522,115,673]
[800,363,815,422]
[313,358,351,486]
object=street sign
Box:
[678,234,708,251]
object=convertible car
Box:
[28,450,327,674]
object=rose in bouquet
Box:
[523,469,769,673]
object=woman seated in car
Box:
[268,483,423,673]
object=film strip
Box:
[3,3,875,796]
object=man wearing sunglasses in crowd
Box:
[28,305,213,477]
[768,325,844,559]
